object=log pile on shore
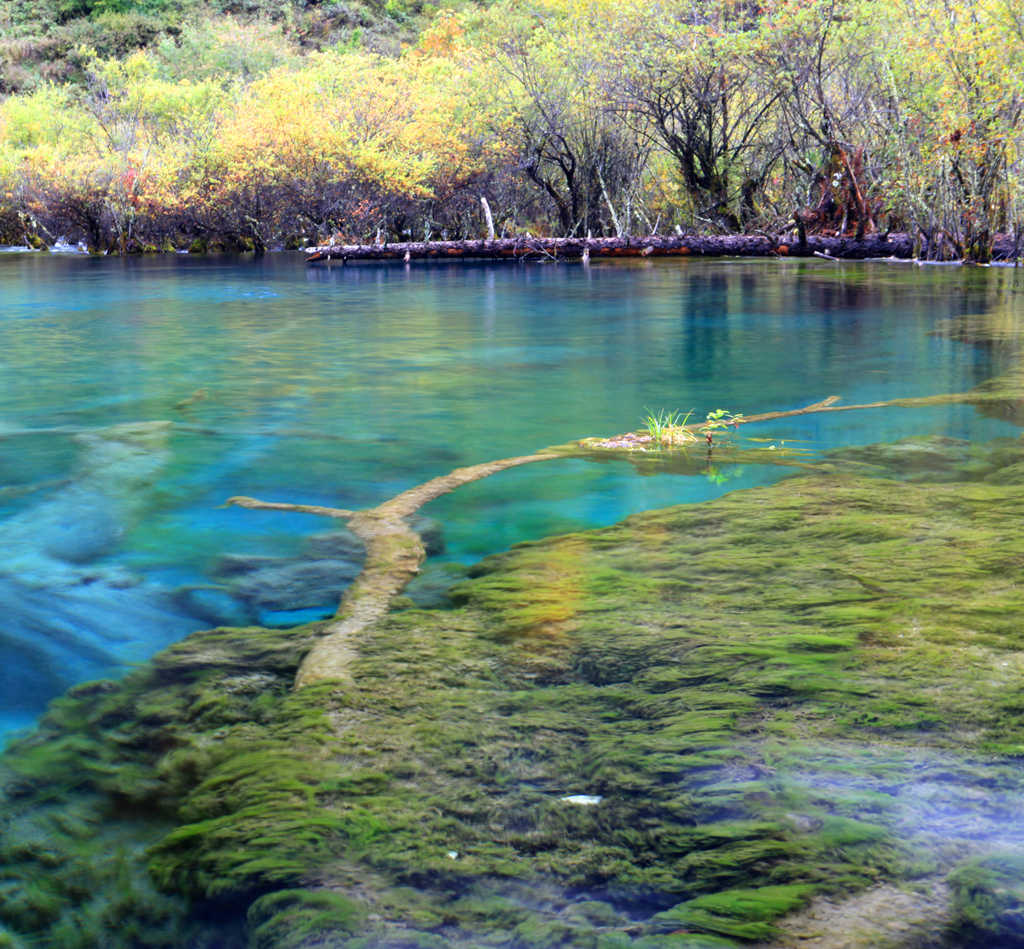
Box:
[305,233,1019,264]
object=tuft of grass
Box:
[643,408,697,447]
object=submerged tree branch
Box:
[224,496,356,519]
[226,451,560,687]
[225,386,1020,688]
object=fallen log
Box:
[305,233,917,263]
[306,232,1021,263]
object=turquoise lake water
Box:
[0,252,1020,740]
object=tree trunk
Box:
[306,233,946,263]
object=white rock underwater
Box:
[0,421,202,735]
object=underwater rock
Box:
[970,367,1024,427]
[412,516,446,557]
[0,422,213,734]
[403,560,471,608]
[762,879,953,948]
[301,529,366,561]
[214,524,369,617]
[213,517,442,618]
[822,433,1024,485]
[0,421,172,563]
[227,559,362,613]
[173,586,253,628]
[825,435,980,481]
[213,553,282,576]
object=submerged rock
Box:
[823,433,1024,484]
[213,530,365,620]
[173,586,252,628]
[227,558,362,613]
[0,422,213,727]
[212,516,442,619]
[825,435,981,481]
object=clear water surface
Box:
[0,252,1020,740]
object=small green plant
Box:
[702,408,744,445]
[642,408,696,446]
[704,408,744,430]
[643,408,678,440]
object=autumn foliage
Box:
[0,0,1022,260]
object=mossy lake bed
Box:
[3,256,1024,948]
[5,429,1024,948]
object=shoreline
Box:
[2,231,1020,264]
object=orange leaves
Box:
[416,10,467,58]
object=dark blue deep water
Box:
[0,252,1020,739]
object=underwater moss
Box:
[653,885,815,940]
[247,889,366,949]
[6,437,1024,946]
[948,853,1024,947]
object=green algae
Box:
[653,885,815,940]
[0,622,328,947]
[5,438,1024,945]
[247,889,366,949]
[948,853,1024,946]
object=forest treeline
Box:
[0,0,1022,261]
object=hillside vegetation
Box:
[0,0,433,89]
[0,0,1022,260]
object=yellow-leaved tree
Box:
[205,34,512,246]
[888,0,1024,260]
[0,51,227,251]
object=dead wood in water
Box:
[306,231,1024,263]
[305,233,922,263]
[226,451,559,687]
[226,386,1013,690]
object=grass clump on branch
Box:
[643,408,697,447]
[641,407,747,449]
